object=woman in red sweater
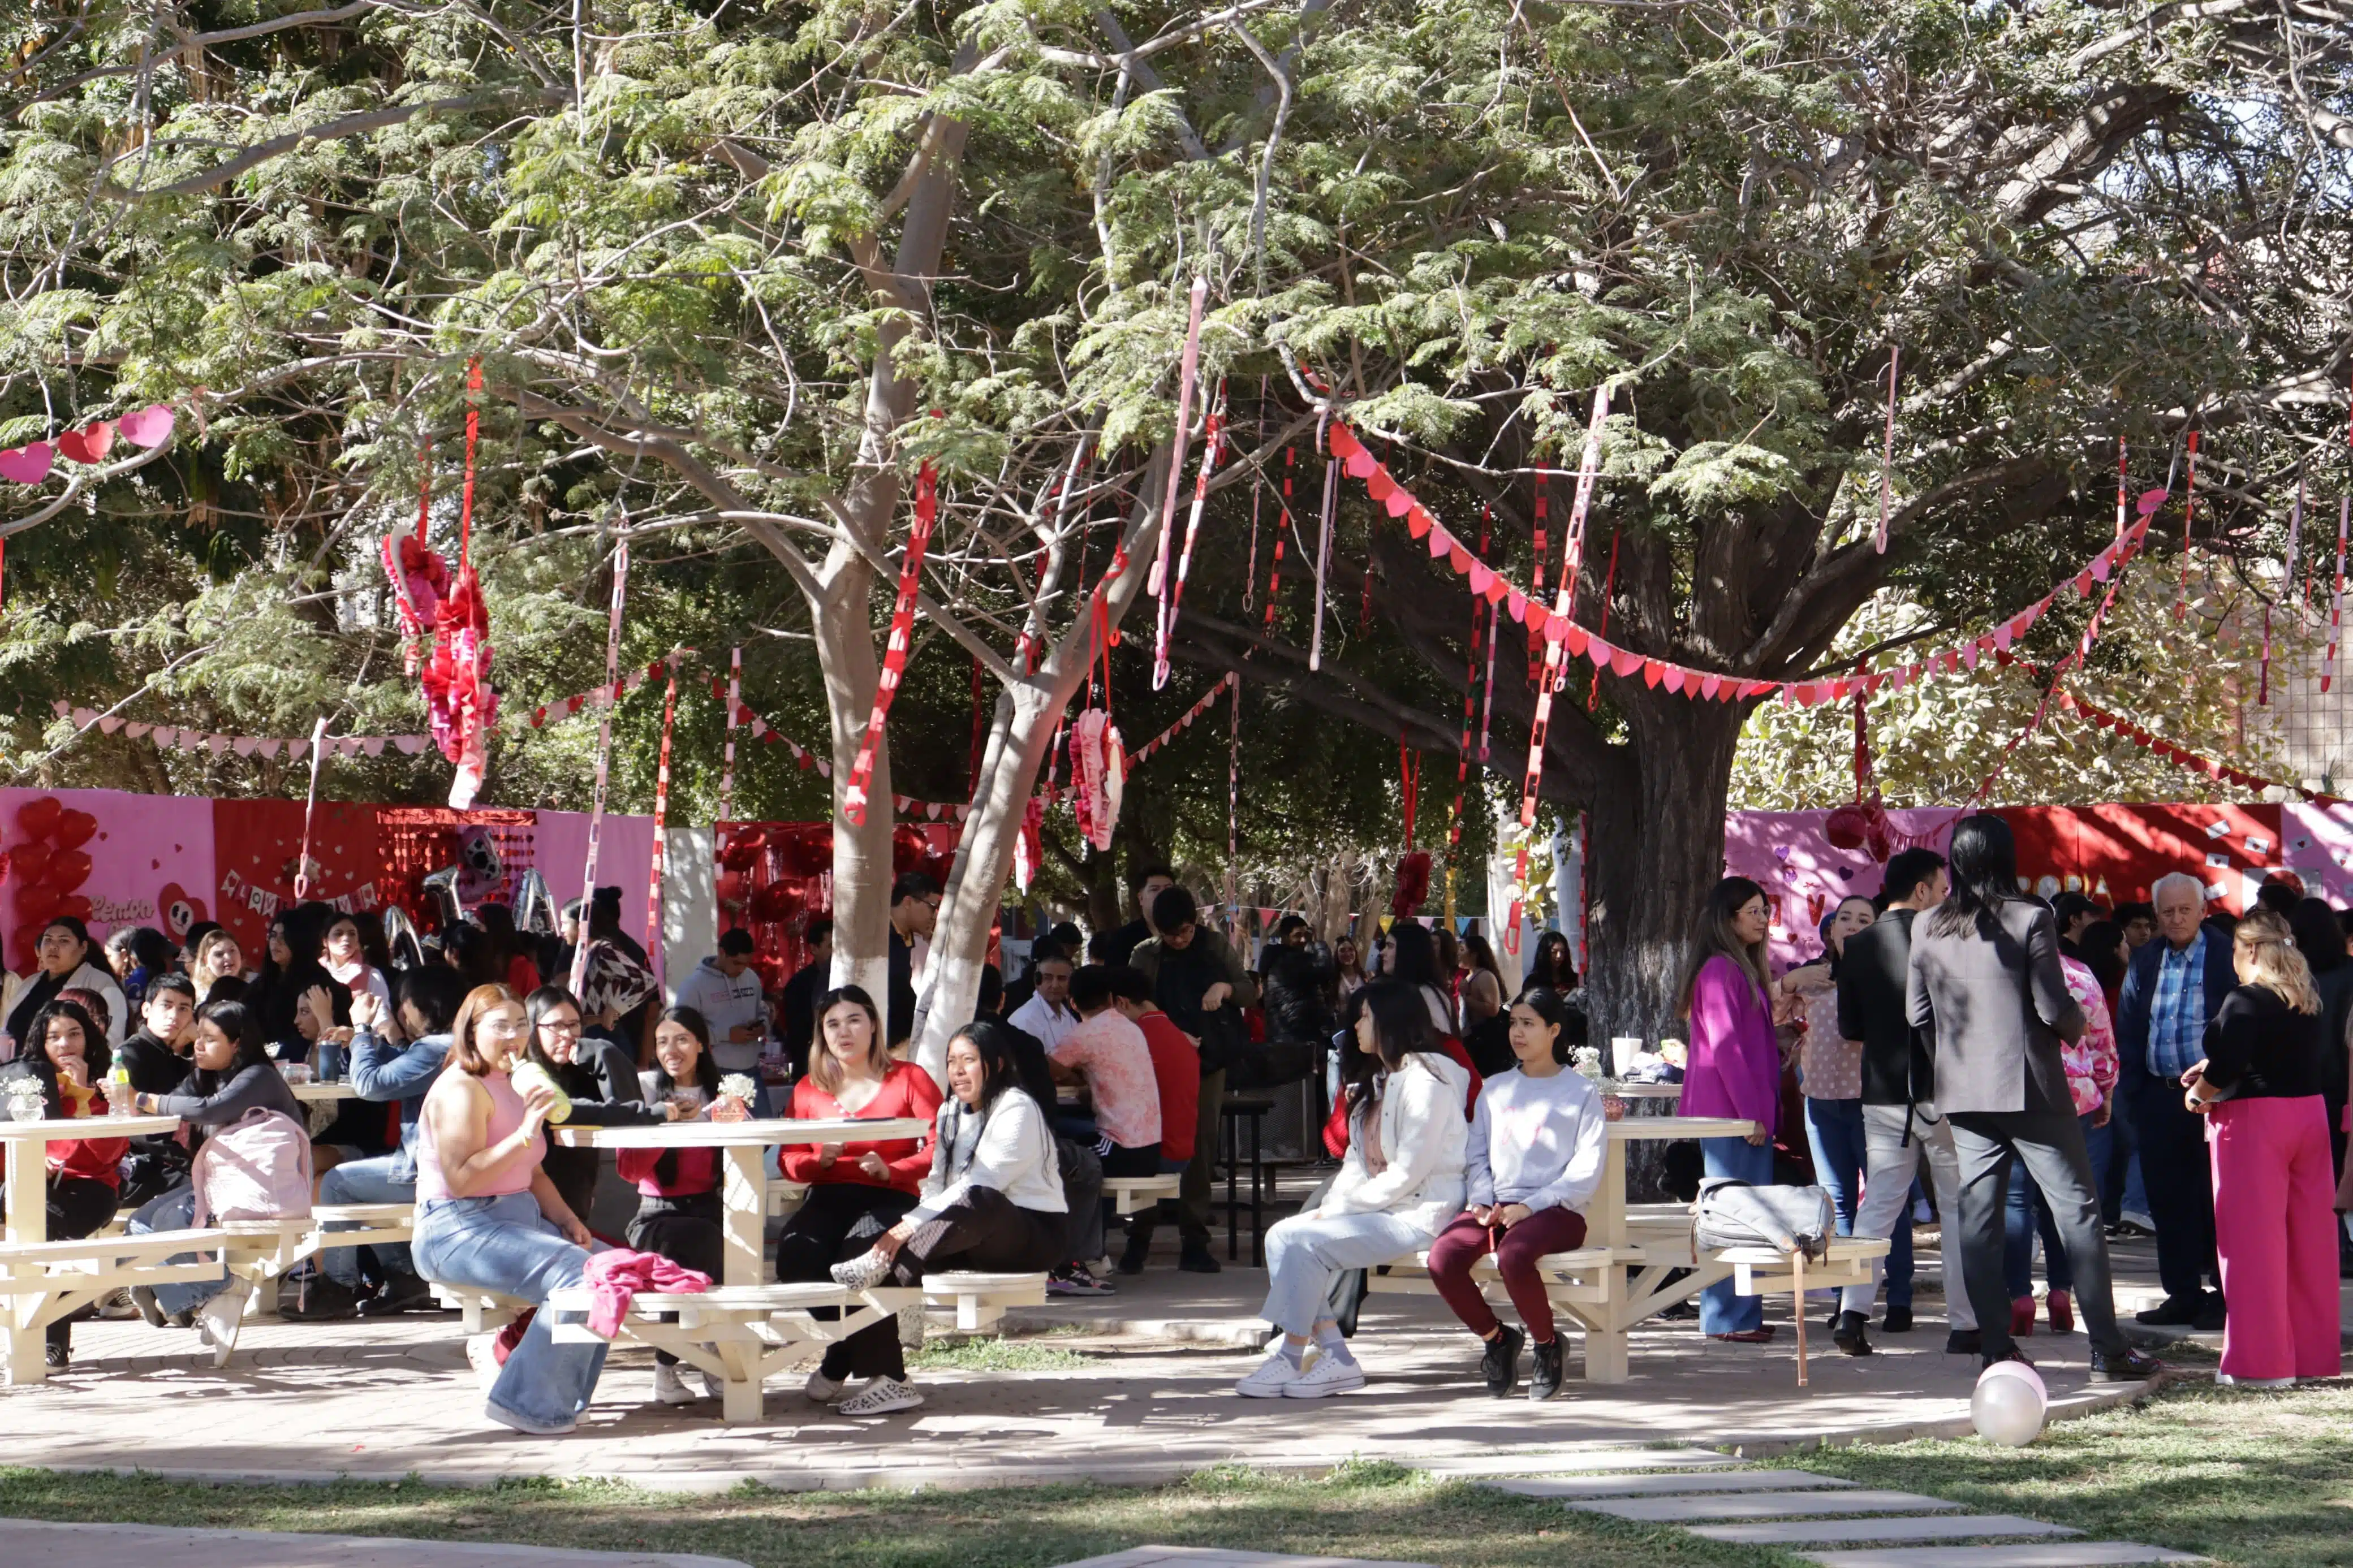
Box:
[774,984,941,1408]
[14,998,131,1368]
[615,1005,726,1406]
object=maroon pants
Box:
[1426,1206,1589,1342]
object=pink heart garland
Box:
[1641,659,1665,689]
[1527,607,1554,641]
[1328,426,1361,459]
[1483,577,1510,606]
[57,422,114,464]
[1700,675,1722,701]
[117,404,175,448]
[1467,561,1496,596]
[1343,449,1377,479]
[1562,625,1589,658]
[1609,647,1643,678]
[1445,543,1473,574]
[0,442,54,484]
[1365,470,1395,501]
[1961,643,1980,669]
[124,723,149,739]
[1994,625,2013,651]
[1661,664,1686,695]
[1406,504,1433,539]
[1506,591,1529,623]
[2136,488,2169,516]
[97,715,122,735]
[1385,488,1413,519]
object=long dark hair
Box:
[1342,978,1442,1120]
[949,1018,1038,1115]
[523,984,589,1083]
[1925,813,2023,940]
[188,998,272,1094]
[1384,921,1443,992]
[650,1005,722,1187]
[1678,876,1770,1018]
[1526,930,1576,991]
[2289,896,2347,978]
[1509,986,1584,1066]
[22,999,110,1116]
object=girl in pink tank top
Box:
[416,1065,543,1202]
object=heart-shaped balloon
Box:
[11,841,53,881]
[54,893,90,921]
[55,809,97,849]
[56,421,115,464]
[117,404,175,448]
[16,796,62,840]
[1343,449,1377,479]
[46,847,92,893]
[0,443,54,485]
[12,882,59,921]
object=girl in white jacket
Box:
[1238,980,1469,1398]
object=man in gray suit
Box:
[1906,814,2162,1380]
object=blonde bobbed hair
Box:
[2231,908,2320,1016]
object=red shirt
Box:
[1134,1008,1201,1162]
[49,1082,131,1189]
[617,1142,719,1198]
[778,1061,943,1194]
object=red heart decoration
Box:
[56,421,115,464]
[55,893,90,920]
[1385,489,1412,519]
[1445,543,1473,574]
[12,841,53,880]
[1343,450,1377,479]
[1562,625,1589,658]
[1328,426,1361,459]
[1365,470,1395,501]
[1609,647,1643,678]
[46,848,92,893]
[1641,659,1665,689]
[55,809,97,849]
[16,796,62,840]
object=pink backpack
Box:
[192,1107,314,1225]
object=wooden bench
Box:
[1,1229,232,1383]
[1102,1174,1181,1216]
[765,1179,810,1218]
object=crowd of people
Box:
[7,823,2340,1431]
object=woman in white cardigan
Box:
[830,1018,1066,1416]
[3,917,128,1056]
[1238,979,1470,1398]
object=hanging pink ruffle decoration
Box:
[1012,796,1045,892]
[1067,709,1125,853]
[421,559,498,807]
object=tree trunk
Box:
[818,569,893,1001]
[1575,689,1749,1048]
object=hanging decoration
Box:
[292,718,332,900]
[2173,429,2199,620]
[2049,680,2342,804]
[568,496,632,996]
[46,701,428,757]
[843,460,939,827]
[644,656,679,980]
[1067,708,1126,852]
[1157,382,1227,689]
[1012,795,1045,892]
[0,401,175,485]
[416,360,497,808]
[1225,673,1242,923]
[1323,420,2165,706]
[1149,277,1210,686]
[1873,344,1900,554]
[526,657,673,729]
[2262,482,2302,705]
[2114,436,2128,542]
[1264,444,1294,630]
[719,647,742,825]
[382,452,438,677]
[2326,497,2348,693]
[1309,431,1338,669]
[1527,475,1549,686]
[1123,672,1238,764]
[1515,385,1610,848]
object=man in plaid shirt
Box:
[2113,872,2235,1329]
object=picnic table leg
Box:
[1584,1323,1630,1384]
[720,1145,764,1289]
[717,1342,764,1424]
[3,1139,48,1385]
[1792,1252,1808,1388]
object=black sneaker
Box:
[2090,1345,2165,1383]
[2191,1294,2227,1333]
[1945,1328,1982,1355]
[2135,1294,2202,1327]
[1833,1310,1873,1357]
[130,1286,167,1328]
[1117,1232,1151,1276]
[44,1341,68,1370]
[282,1276,362,1321]
[1983,1345,2035,1371]
[1881,1304,1913,1333]
[1528,1336,1565,1401]
[1178,1243,1222,1275]
[1480,1324,1525,1397]
[359,1273,442,1317]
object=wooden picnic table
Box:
[288,1081,359,1104]
[2,1112,183,1383]
[550,1117,930,1286]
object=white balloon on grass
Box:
[1971,1358,2049,1446]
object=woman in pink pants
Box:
[2182,909,2342,1386]
[1426,987,1609,1401]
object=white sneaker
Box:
[2214,1373,2295,1389]
[465,1333,502,1393]
[653,1360,701,1404]
[837,1375,924,1415]
[699,1368,727,1401]
[196,1281,250,1367]
[830,1248,895,1290]
[1282,1351,1367,1398]
[96,1287,140,1320]
[806,1368,848,1402]
[1235,1346,1307,1398]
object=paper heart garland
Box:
[56,422,114,464]
[117,404,176,448]
[0,443,54,484]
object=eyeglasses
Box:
[537,1018,583,1036]
[479,1016,529,1038]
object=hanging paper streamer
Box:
[1225,674,1242,922]
[525,658,669,729]
[2264,482,2302,706]
[644,657,678,983]
[382,450,437,678]
[46,701,425,757]
[1123,672,1239,764]
[419,360,497,808]
[1149,277,1210,679]
[1156,381,1227,689]
[2327,497,2348,693]
[719,646,741,825]
[1516,385,1610,847]
[2174,429,2199,620]
[2114,436,2127,542]
[293,717,331,900]
[0,401,174,485]
[1012,795,1045,892]
[1067,709,1126,852]
[2050,678,2341,804]
[1264,446,1294,629]
[844,460,940,826]
[1476,507,1499,761]
[1309,440,1338,669]
[568,509,632,997]
[1527,476,1549,687]
[1873,343,1899,554]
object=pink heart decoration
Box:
[1700,675,1722,701]
[1609,647,1643,679]
[232,737,258,758]
[0,443,54,484]
[2137,488,2169,516]
[97,715,122,735]
[1661,665,1686,695]
[1424,522,1447,555]
[1343,449,1377,479]
[117,404,175,448]
[56,422,114,464]
[1584,633,1610,664]
[1961,643,1980,669]
[1774,844,1793,861]
[1506,591,1528,623]
[1467,561,1496,596]
[1385,488,1412,519]
[1994,625,2013,651]
[125,723,149,739]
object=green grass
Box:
[1786,1378,2353,1567]
[907,1335,1098,1372]
[0,1463,1782,1568]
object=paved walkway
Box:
[0,1256,2167,1489]
[0,1519,747,1566]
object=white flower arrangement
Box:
[718,1073,759,1105]
[5,1076,45,1100]
[5,1076,45,1120]
[1570,1046,1604,1081]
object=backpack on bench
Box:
[1691,1177,1834,1262]
[192,1107,315,1225]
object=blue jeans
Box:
[1804,1097,1914,1306]
[1699,1135,1775,1334]
[127,1187,234,1317]
[413,1192,607,1432]
[2005,1112,2108,1296]
[1259,1210,1437,1337]
[317,1155,419,1286]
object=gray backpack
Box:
[1691,1177,1835,1261]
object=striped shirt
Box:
[2145,930,2208,1082]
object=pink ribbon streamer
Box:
[2327,498,2348,694]
[844,462,939,826]
[1519,386,1610,832]
[1156,388,1226,689]
[1874,344,1899,554]
[1149,278,1210,679]
[568,513,632,997]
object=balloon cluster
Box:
[7,796,101,967]
[1824,794,1898,862]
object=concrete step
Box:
[0,1521,747,1568]
[1568,1488,1962,1523]
[1692,1515,2078,1547]
[1486,1469,1851,1499]
[1799,1543,2207,1567]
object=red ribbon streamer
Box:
[2328,498,2348,693]
[1519,386,1611,835]
[1150,278,1210,684]
[1873,344,1899,554]
[843,461,938,826]
[645,658,678,974]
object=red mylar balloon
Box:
[12,882,59,922]
[11,840,53,882]
[718,837,764,872]
[45,848,92,893]
[15,796,62,841]
[750,879,800,923]
[54,810,97,849]
[54,893,91,921]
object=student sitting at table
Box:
[1046,965,1162,1295]
[115,973,197,1207]
[615,1006,729,1405]
[525,983,674,1229]
[829,1019,1068,1415]
[1236,980,1470,1400]
[7,999,132,1368]
[410,984,605,1436]
[776,984,943,1413]
[299,965,472,1320]
[1424,986,1608,1401]
[1107,963,1200,1276]
[125,998,305,1343]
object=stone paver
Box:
[0,1520,745,1567]
[1489,1470,1854,1498]
[1568,1488,1962,1523]
[1056,1550,1436,1568]
[1800,1545,2206,1567]
[1691,1515,2079,1546]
